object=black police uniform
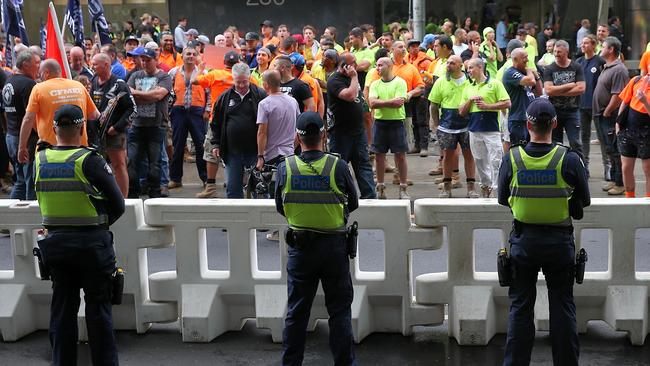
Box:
[274,112,359,366]
[498,139,590,366]
[37,106,125,366]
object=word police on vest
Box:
[53,104,85,127]
[296,111,325,136]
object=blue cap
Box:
[288,52,306,68]
[422,34,437,48]
[526,98,557,123]
[140,48,157,59]
[296,112,324,136]
[127,46,145,57]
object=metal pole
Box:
[413,0,425,41]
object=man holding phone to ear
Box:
[327,52,377,199]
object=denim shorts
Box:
[370,120,408,154]
[618,125,650,159]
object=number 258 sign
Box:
[246,0,285,5]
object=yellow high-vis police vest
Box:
[508,145,573,225]
[34,148,108,226]
[282,154,346,231]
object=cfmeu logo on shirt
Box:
[517,170,557,185]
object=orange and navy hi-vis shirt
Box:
[300,71,320,109]
[619,75,650,114]
[393,60,425,92]
[172,67,208,109]
[407,51,433,74]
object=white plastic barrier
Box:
[414,198,650,346]
[144,198,441,343]
[0,199,176,341]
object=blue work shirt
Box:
[575,55,605,110]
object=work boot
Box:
[392,173,413,185]
[439,181,452,198]
[385,165,395,173]
[376,183,387,199]
[419,149,428,157]
[398,184,410,200]
[196,183,217,198]
[168,181,183,189]
[466,181,480,198]
[436,173,461,188]
[481,185,492,198]
[607,185,625,196]
[428,167,443,176]
[602,181,615,191]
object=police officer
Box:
[35,104,125,366]
[274,111,359,366]
[497,98,590,366]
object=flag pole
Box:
[48,2,72,79]
[61,13,68,39]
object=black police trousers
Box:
[38,229,118,366]
[503,224,578,366]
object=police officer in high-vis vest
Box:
[274,111,359,366]
[497,98,590,366]
[35,104,125,366]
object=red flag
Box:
[45,4,70,78]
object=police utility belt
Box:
[285,222,358,259]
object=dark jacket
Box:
[210,84,266,161]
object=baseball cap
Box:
[125,35,139,44]
[184,28,199,37]
[291,34,306,45]
[544,23,553,30]
[197,35,210,45]
[288,52,305,68]
[140,48,157,59]
[526,98,557,123]
[245,32,260,41]
[422,34,437,48]
[187,40,201,49]
[516,28,528,36]
[144,41,159,50]
[224,50,240,67]
[407,39,421,48]
[127,46,146,57]
[53,104,84,127]
[260,20,273,28]
[296,112,324,136]
[322,49,339,61]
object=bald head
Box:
[69,46,86,71]
[376,56,394,78]
[40,59,62,80]
[339,52,355,67]
[262,70,282,91]
[70,46,84,58]
[91,52,112,78]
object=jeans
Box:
[6,133,36,200]
[580,109,610,172]
[38,230,118,366]
[329,130,376,199]
[127,126,165,197]
[224,154,257,198]
[170,106,207,183]
[596,115,623,186]
[552,110,583,157]
[503,225,578,366]
[282,233,356,366]
[508,120,529,146]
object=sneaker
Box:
[419,149,428,157]
[590,139,600,145]
[196,183,217,198]
[376,184,387,199]
[607,185,625,196]
[160,186,170,198]
[602,181,615,191]
[466,182,480,198]
[428,167,443,176]
[168,181,183,189]
[266,230,279,241]
[398,186,410,200]
[407,148,420,155]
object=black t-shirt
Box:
[2,73,35,136]
[542,60,585,111]
[90,75,136,132]
[280,78,312,112]
[326,72,365,134]
[225,91,259,156]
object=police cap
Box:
[53,104,84,127]
[526,98,557,124]
[296,112,324,136]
